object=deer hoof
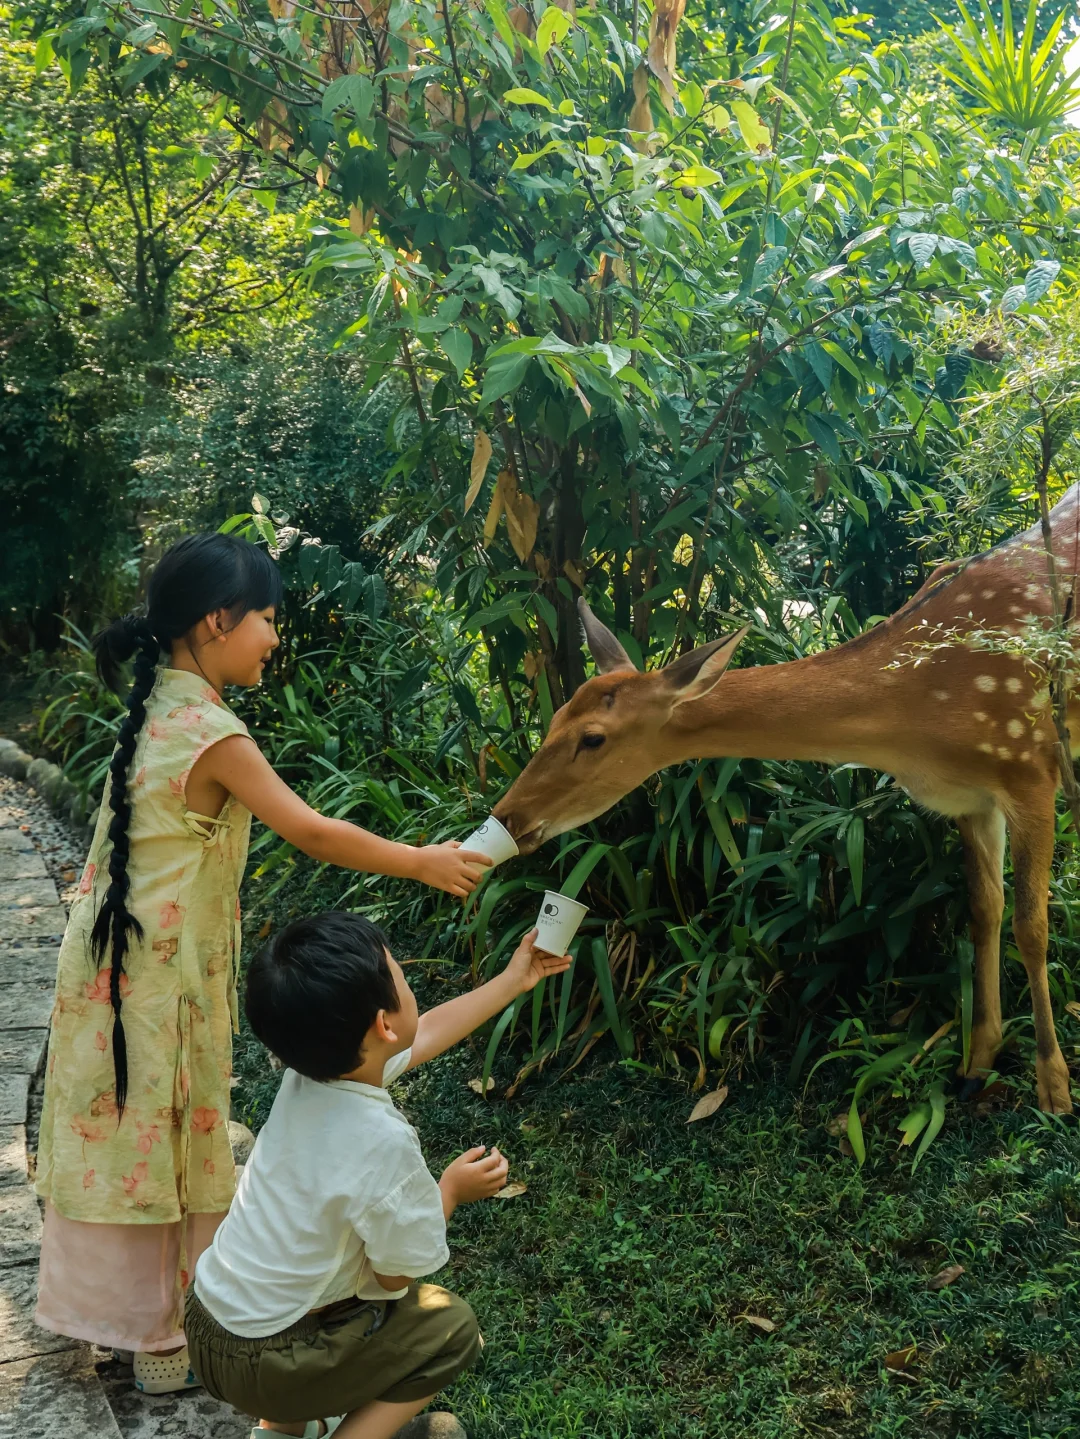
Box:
[1036,1067,1074,1116]
[951,1075,986,1103]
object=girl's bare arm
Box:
[189,735,488,897]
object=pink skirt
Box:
[35,1202,225,1352]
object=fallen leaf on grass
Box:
[687,1086,728,1122]
[468,1077,495,1095]
[884,1345,917,1372]
[838,1137,855,1158]
[61,869,76,883]
[927,1264,964,1290]
[826,1112,847,1136]
[494,1181,527,1199]
[889,1000,919,1026]
[735,1313,776,1333]
[258,920,272,939]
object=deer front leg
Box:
[1007,790,1073,1115]
[955,809,1006,1094]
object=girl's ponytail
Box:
[90,616,162,1117]
[88,536,282,1120]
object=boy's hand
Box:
[440,1146,509,1205]
[504,928,573,993]
[412,840,490,898]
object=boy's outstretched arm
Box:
[191,734,488,897]
[407,930,572,1068]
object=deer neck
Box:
[661,644,902,769]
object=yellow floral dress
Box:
[36,668,252,1229]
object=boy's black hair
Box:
[245,911,399,1080]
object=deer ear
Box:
[663,625,750,704]
[578,597,637,674]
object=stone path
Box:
[0,780,249,1439]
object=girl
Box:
[33,534,488,1394]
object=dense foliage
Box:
[8,0,1080,1156]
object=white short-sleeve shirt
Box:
[194,1050,449,1338]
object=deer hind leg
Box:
[955,808,1006,1094]
[1007,787,1073,1115]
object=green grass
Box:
[232,884,1080,1439]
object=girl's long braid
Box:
[89,624,159,1118]
[90,533,283,1122]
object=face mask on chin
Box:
[381,1048,412,1087]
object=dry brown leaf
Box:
[61,869,76,883]
[1066,1000,1080,1021]
[482,481,505,546]
[826,1112,847,1137]
[838,1136,855,1158]
[687,1085,729,1122]
[735,1312,776,1333]
[258,920,273,940]
[349,205,375,237]
[889,999,919,1026]
[884,1345,917,1372]
[646,0,686,111]
[523,651,542,681]
[316,163,330,190]
[497,470,540,563]
[563,559,586,588]
[467,1077,495,1095]
[466,430,493,512]
[629,64,654,152]
[927,1264,965,1290]
[508,4,535,35]
[494,1181,528,1199]
[921,1018,954,1052]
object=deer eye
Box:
[579,732,606,751]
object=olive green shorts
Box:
[186,1285,481,1423]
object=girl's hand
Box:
[440,1147,510,1205]
[413,840,490,897]
[504,929,573,993]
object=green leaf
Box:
[846,1098,866,1165]
[503,87,555,110]
[536,5,571,55]
[1024,258,1060,303]
[898,1101,931,1147]
[441,328,473,379]
[511,140,562,171]
[678,165,724,188]
[731,99,770,151]
[681,80,704,118]
[912,1084,947,1170]
[907,233,938,268]
[846,815,865,905]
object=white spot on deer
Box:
[1024,583,1042,599]
[981,588,996,598]
[996,747,1012,761]
[932,690,949,701]
[973,711,988,722]
[1008,605,1023,616]
[1033,729,1045,742]
[975,674,998,693]
[977,741,994,754]
[1019,751,1031,762]
[1005,677,1023,692]
[1006,718,1025,738]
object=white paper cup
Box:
[534,890,589,956]
[461,815,519,869]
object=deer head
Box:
[493,599,748,853]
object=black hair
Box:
[91,533,283,1117]
[245,912,399,1080]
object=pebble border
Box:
[0,739,97,841]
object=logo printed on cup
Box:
[534,889,588,955]
[543,902,559,916]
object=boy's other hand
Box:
[504,929,573,993]
[413,840,491,898]
[441,1146,510,1204]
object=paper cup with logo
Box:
[534,890,589,956]
[460,815,519,870]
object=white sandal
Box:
[249,1421,342,1439]
[132,1345,201,1394]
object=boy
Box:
[186,911,570,1439]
